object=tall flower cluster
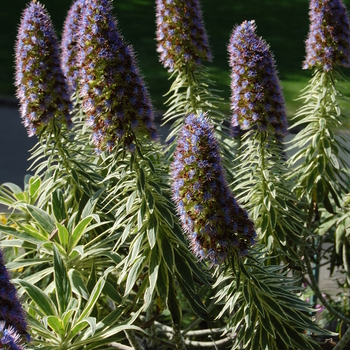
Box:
[171,113,256,264]
[15,0,72,137]
[78,0,157,153]
[303,0,350,71]
[0,250,27,340]
[156,0,212,72]
[61,0,84,93]
[0,322,25,350]
[228,20,287,139]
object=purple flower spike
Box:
[171,113,256,264]
[0,250,28,341]
[61,0,84,93]
[0,321,25,350]
[78,0,157,153]
[156,0,212,72]
[304,0,350,71]
[15,0,73,137]
[228,20,288,139]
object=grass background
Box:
[1,0,350,117]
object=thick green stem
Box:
[334,326,350,350]
[304,253,350,324]
[124,330,143,350]
[173,324,187,350]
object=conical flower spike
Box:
[228,20,287,139]
[78,0,157,153]
[15,0,73,137]
[0,250,27,340]
[171,113,256,264]
[61,0,84,94]
[156,0,212,72]
[304,0,350,71]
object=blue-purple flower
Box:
[61,0,84,93]
[0,322,25,350]
[0,250,27,340]
[304,0,350,71]
[15,0,73,137]
[156,0,212,72]
[228,20,288,139]
[171,113,256,264]
[78,0,157,153]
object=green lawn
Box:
[2,0,350,117]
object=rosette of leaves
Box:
[156,0,212,72]
[15,0,73,137]
[0,250,28,341]
[171,113,256,264]
[61,0,84,95]
[303,0,350,72]
[78,0,157,154]
[228,20,288,139]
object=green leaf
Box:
[29,176,41,199]
[53,245,71,314]
[126,191,137,214]
[52,189,67,223]
[167,275,182,327]
[26,205,55,234]
[125,255,147,296]
[76,276,106,325]
[57,223,69,249]
[147,214,157,249]
[160,233,174,272]
[69,216,93,252]
[156,261,169,303]
[69,269,90,300]
[155,204,174,228]
[46,316,65,337]
[146,189,155,213]
[81,188,105,219]
[15,279,57,316]
[138,168,146,193]
[335,220,346,254]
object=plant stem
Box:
[124,330,143,350]
[334,326,350,350]
[173,324,187,350]
[304,252,350,324]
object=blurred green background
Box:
[2,0,350,116]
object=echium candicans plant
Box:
[15,0,73,137]
[156,0,227,153]
[288,0,350,334]
[61,0,84,95]
[0,250,28,344]
[78,0,157,153]
[228,20,303,263]
[171,113,256,264]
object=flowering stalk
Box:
[156,0,227,156]
[228,21,302,264]
[288,0,350,326]
[15,0,73,137]
[303,0,350,72]
[61,0,84,95]
[228,20,288,139]
[171,113,256,264]
[78,0,157,154]
[0,250,28,342]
